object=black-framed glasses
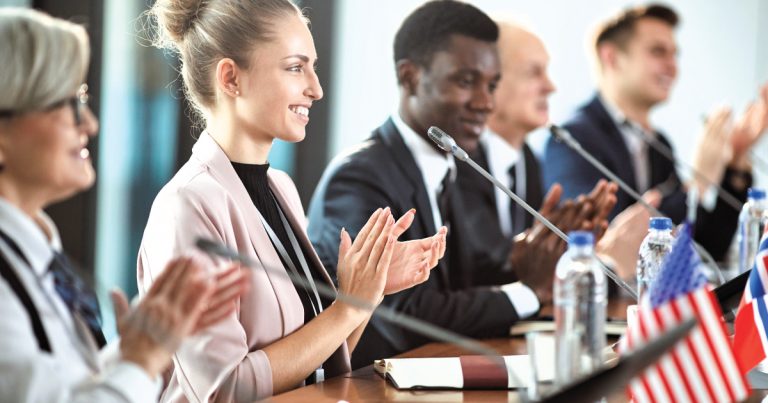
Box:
[0,84,90,125]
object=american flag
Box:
[733,226,768,373]
[620,223,750,403]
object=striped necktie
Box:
[48,252,106,348]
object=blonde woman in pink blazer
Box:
[137,1,447,401]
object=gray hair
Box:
[0,8,90,112]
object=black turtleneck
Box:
[231,161,320,323]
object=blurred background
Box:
[2,0,766,338]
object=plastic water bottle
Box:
[554,231,607,386]
[738,188,767,273]
[636,217,675,300]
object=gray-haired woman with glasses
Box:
[0,8,250,402]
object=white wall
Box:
[0,0,30,6]
[330,0,768,188]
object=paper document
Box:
[374,351,554,390]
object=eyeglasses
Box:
[0,84,90,125]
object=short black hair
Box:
[595,3,679,51]
[393,0,498,68]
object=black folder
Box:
[714,270,750,313]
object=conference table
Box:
[267,297,766,402]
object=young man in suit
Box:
[543,4,767,261]
[307,0,613,369]
[458,21,653,279]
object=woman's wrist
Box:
[120,342,170,379]
[330,300,371,326]
[121,352,162,379]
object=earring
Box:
[234,90,240,96]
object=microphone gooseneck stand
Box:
[548,124,724,285]
[427,126,638,300]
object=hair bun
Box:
[150,0,206,49]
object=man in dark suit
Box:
[543,4,762,261]
[460,21,652,279]
[307,1,610,369]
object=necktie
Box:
[508,164,526,237]
[437,170,453,229]
[436,170,454,280]
[49,252,107,348]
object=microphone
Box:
[623,124,743,211]
[196,239,501,357]
[427,126,638,300]
[548,124,724,284]
[427,127,468,161]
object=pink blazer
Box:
[137,132,350,402]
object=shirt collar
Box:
[0,197,61,276]
[391,112,456,194]
[599,93,654,137]
[482,128,522,178]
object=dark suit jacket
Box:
[456,141,544,284]
[543,94,750,261]
[307,119,520,369]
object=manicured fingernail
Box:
[409,208,416,215]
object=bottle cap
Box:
[747,188,766,200]
[649,217,673,230]
[569,231,594,246]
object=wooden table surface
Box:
[266,297,765,402]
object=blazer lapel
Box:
[191,132,302,334]
[377,119,436,236]
[268,173,335,291]
[268,172,352,375]
[585,96,638,190]
[471,144,497,209]
[377,119,453,286]
[522,143,544,227]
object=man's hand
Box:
[730,82,768,168]
[506,180,618,303]
[596,190,662,280]
[383,209,446,295]
[692,106,734,194]
[508,185,581,303]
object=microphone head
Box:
[196,238,241,261]
[427,126,469,161]
[427,126,454,152]
[548,124,576,145]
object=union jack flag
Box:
[620,223,749,402]
[733,226,768,373]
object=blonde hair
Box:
[0,8,90,112]
[148,0,303,120]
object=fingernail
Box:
[340,227,346,239]
[409,208,416,214]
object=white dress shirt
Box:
[392,113,455,232]
[482,129,525,238]
[0,197,160,402]
[391,115,539,318]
